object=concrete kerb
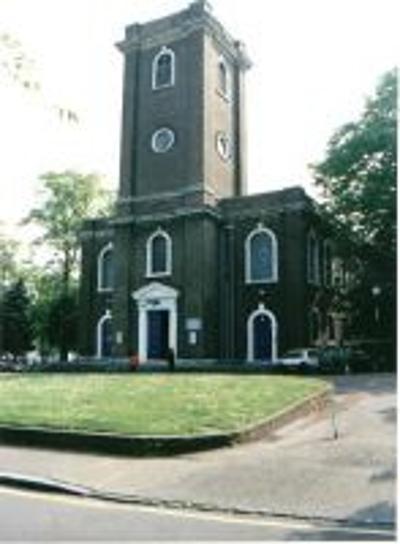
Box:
[0,386,331,457]
[0,471,395,533]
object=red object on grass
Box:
[130,354,140,371]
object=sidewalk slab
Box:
[0,374,396,524]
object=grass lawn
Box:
[0,374,327,436]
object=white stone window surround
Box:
[215,131,231,162]
[245,224,279,284]
[97,242,114,292]
[152,45,176,90]
[151,127,176,154]
[133,282,179,363]
[146,228,172,279]
[96,309,112,358]
[247,303,278,363]
[217,55,231,101]
[307,230,320,285]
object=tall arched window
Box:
[245,226,278,283]
[307,231,320,285]
[97,243,114,292]
[97,311,113,358]
[152,46,175,90]
[146,229,172,277]
[218,58,228,96]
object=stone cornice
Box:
[111,206,221,227]
[80,228,114,240]
[116,2,251,70]
[118,183,219,204]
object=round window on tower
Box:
[216,131,231,161]
[151,127,175,153]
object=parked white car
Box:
[277,348,320,371]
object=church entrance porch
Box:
[133,282,179,363]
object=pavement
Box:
[0,373,396,526]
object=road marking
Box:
[0,486,394,538]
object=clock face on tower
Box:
[151,127,175,153]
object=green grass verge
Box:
[0,374,327,436]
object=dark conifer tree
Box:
[2,280,33,360]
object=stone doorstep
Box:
[0,387,331,457]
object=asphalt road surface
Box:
[0,487,394,541]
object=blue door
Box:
[147,310,169,359]
[253,314,272,361]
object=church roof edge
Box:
[116,1,251,69]
[220,186,313,206]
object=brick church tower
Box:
[117,0,251,213]
[80,0,338,363]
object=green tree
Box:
[0,228,20,287]
[46,284,79,358]
[24,171,113,360]
[25,170,113,290]
[313,69,396,261]
[1,279,33,360]
[24,267,59,359]
[313,69,397,347]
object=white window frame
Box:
[152,46,176,90]
[96,310,112,358]
[307,231,320,285]
[146,228,172,278]
[216,131,231,161]
[245,225,278,284]
[217,55,231,100]
[247,304,278,363]
[151,127,176,154]
[97,242,114,292]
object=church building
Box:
[80,0,339,363]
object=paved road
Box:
[0,487,394,541]
[0,374,396,527]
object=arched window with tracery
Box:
[152,46,175,90]
[245,226,278,284]
[146,229,172,277]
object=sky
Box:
[0,0,398,242]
